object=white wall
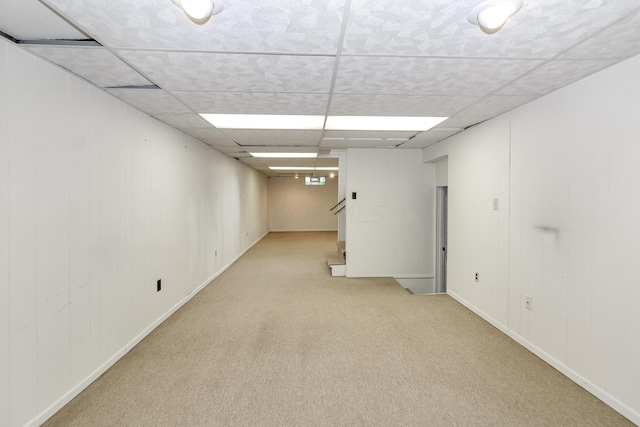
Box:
[0,38,269,427]
[425,54,640,424]
[346,149,436,278]
[435,158,448,187]
[268,176,338,231]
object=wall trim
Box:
[31,231,269,427]
[269,228,338,232]
[447,290,640,426]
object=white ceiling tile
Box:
[442,95,537,128]
[222,130,322,146]
[495,60,618,96]
[323,130,414,139]
[247,146,318,153]
[343,0,640,58]
[321,139,400,149]
[118,51,335,93]
[106,88,191,114]
[398,129,461,149]
[334,56,543,96]
[152,113,212,129]
[262,158,318,168]
[25,46,151,88]
[0,0,86,40]
[560,10,640,60]
[329,94,479,116]
[41,0,346,53]
[173,91,330,115]
[182,127,239,146]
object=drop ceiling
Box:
[2,0,640,176]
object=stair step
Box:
[336,240,346,258]
[325,251,345,266]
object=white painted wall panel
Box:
[67,77,93,386]
[439,53,640,423]
[446,118,510,325]
[1,37,269,426]
[34,60,72,411]
[269,176,338,231]
[346,149,435,278]
[7,46,39,427]
[0,40,11,427]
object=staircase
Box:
[325,240,346,276]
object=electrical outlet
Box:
[525,295,532,311]
[474,272,479,283]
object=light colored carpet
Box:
[44,232,633,426]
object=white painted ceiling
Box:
[2,0,640,176]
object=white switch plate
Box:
[525,295,532,311]
[493,198,499,210]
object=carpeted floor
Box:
[44,231,633,426]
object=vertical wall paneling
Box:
[602,61,640,409]
[0,40,11,427]
[268,177,339,231]
[34,59,72,412]
[67,76,93,386]
[346,149,435,278]
[7,46,39,427]
[438,53,640,423]
[1,37,269,426]
[446,118,510,325]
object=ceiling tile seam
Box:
[36,0,94,40]
[113,48,338,57]
[170,90,331,95]
[317,0,353,161]
[482,6,640,99]
[38,0,195,117]
[557,6,640,59]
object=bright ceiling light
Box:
[250,153,318,158]
[315,167,339,171]
[324,116,448,131]
[171,0,223,24]
[468,0,523,34]
[201,114,325,130]
[269,167,316,171]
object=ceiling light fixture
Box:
[171,0,223,24]
[250,153,318,158]
[324,116,448,132]
[269,167,316,171]
[468,0,523,35]
[201,114,324,130]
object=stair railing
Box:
[329,197,346,215]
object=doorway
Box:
[435,186,448,293]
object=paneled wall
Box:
[346,149,436,278]
[425,54,640,424]
[0,38,269,426]
[268,176,338,231]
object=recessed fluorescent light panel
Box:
[250,153,318,158]
[325,116,448,131]
[200,114,324,130]
[268,166,339,171]
[269,167,316,171]
[200,114,447,131]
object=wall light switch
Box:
[493,198,499,210]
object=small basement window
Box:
[305,177,326,186]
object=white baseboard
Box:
[447,290,640,426]
[269,228,338,232]
[31,231,269,427]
